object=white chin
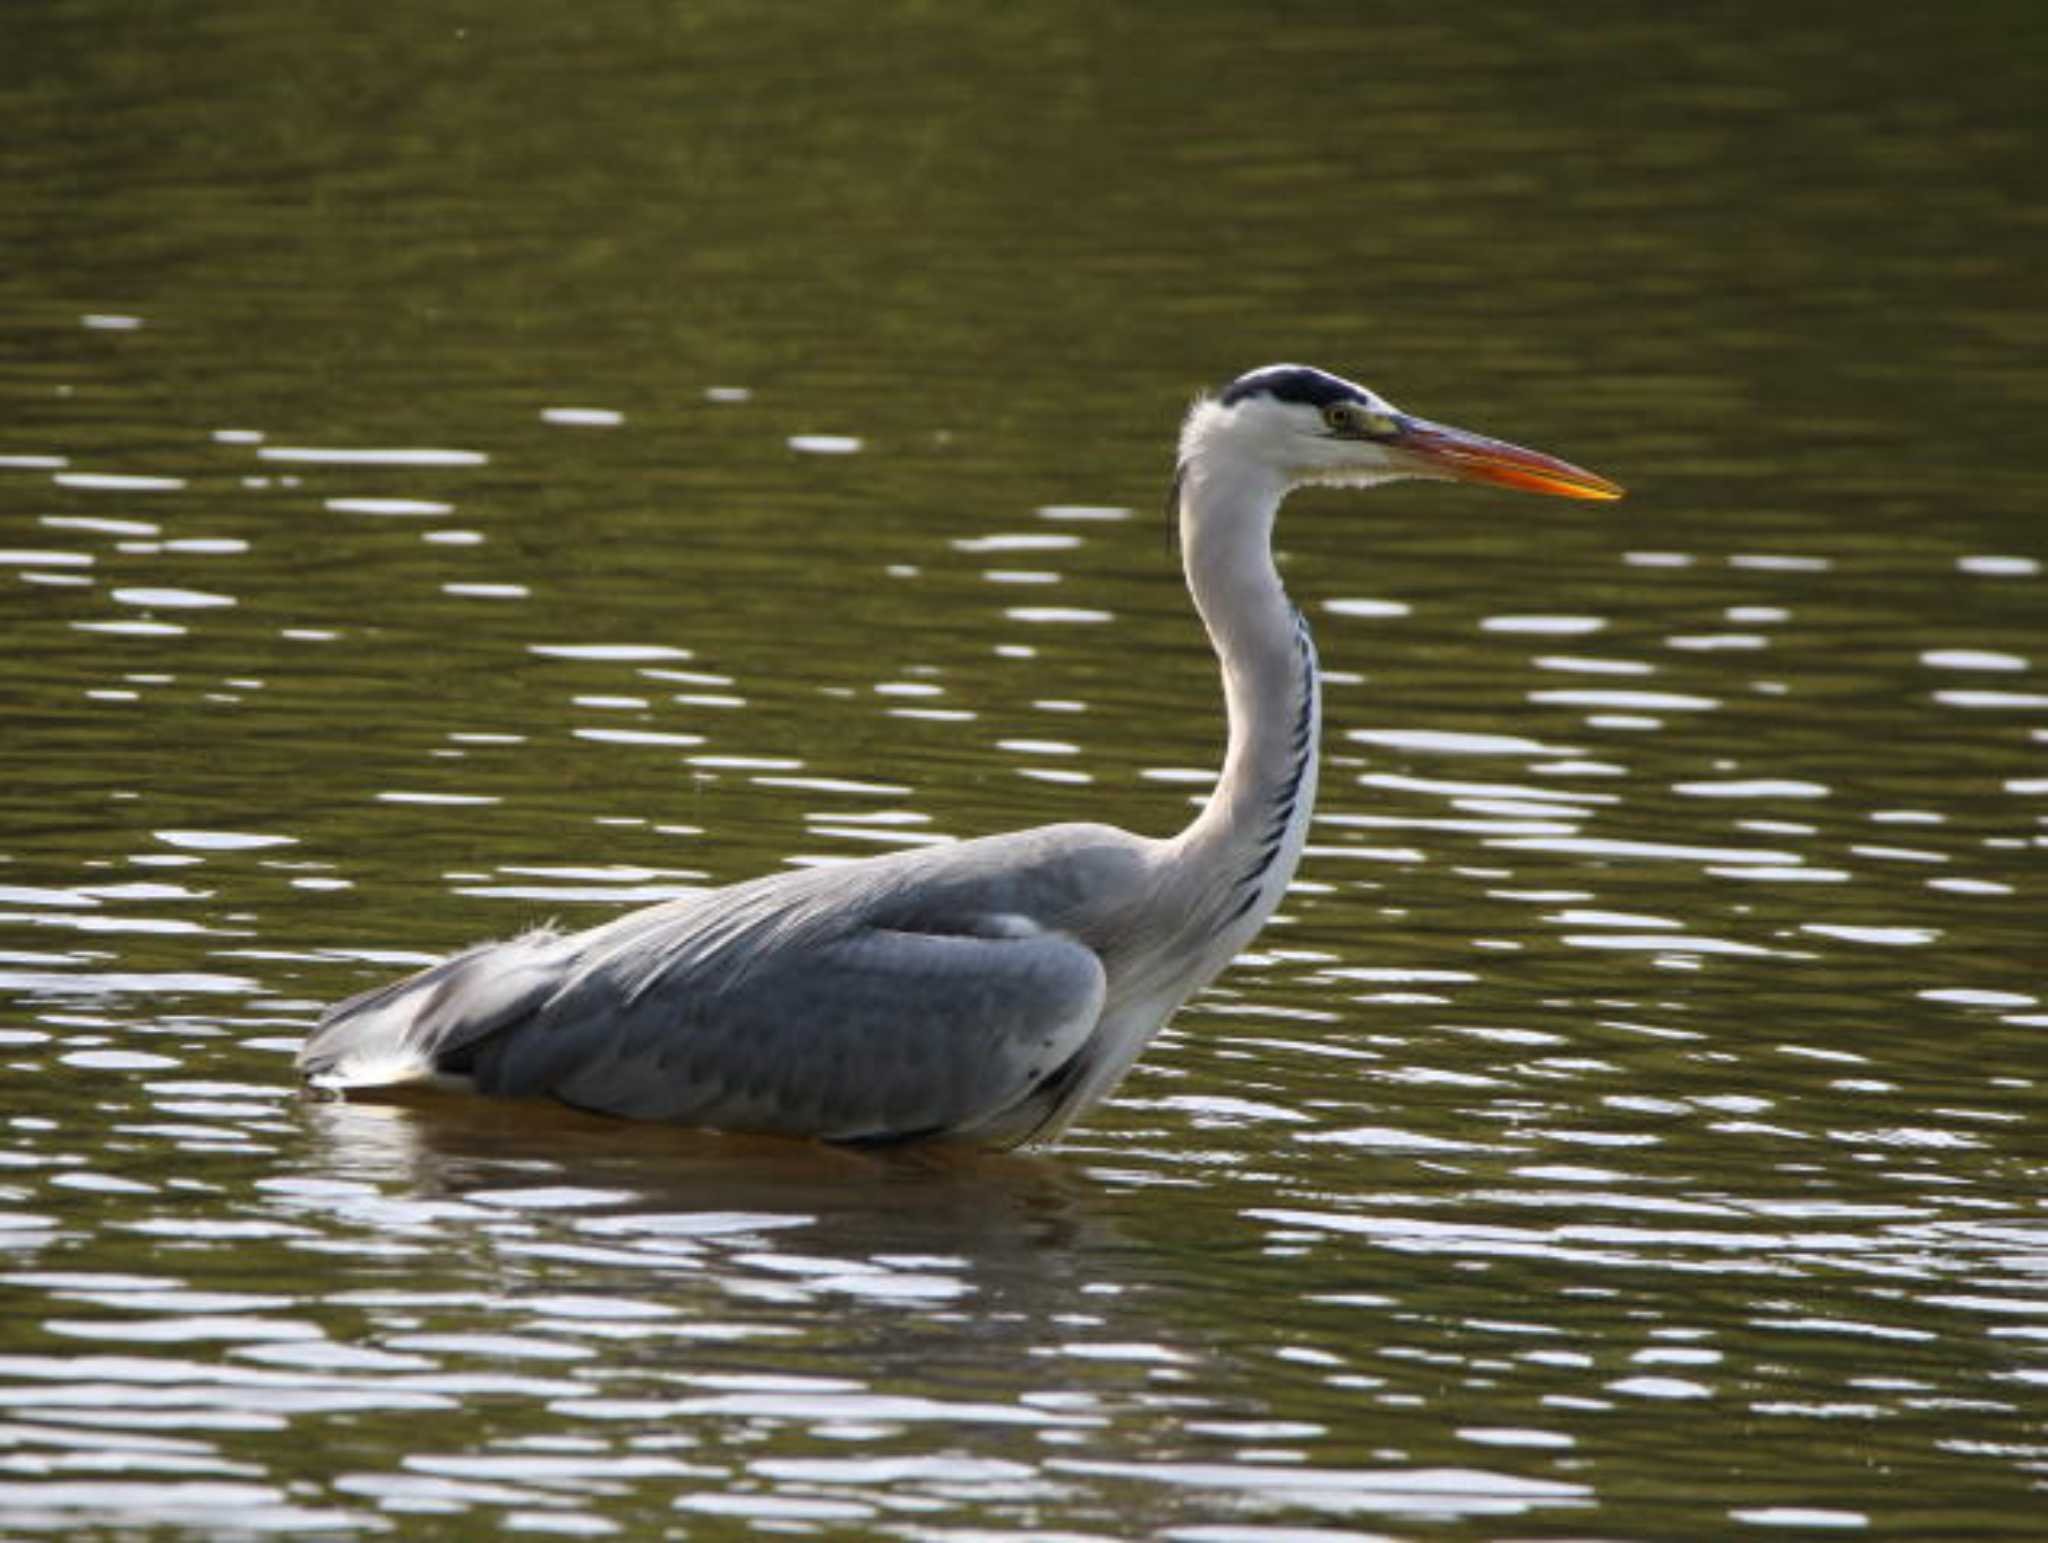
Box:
[1303,467,1407,490]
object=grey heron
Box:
[298,365,1623,1146]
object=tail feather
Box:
[298,930,570,1091]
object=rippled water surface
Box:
[3,3,2043,1537]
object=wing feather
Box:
[299,822,1148,1142]
[468,919,1106,1142]
[296,929,572,1090]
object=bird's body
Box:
[299,365,1621,1146]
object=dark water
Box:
[3,2,2043,1537]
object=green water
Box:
[2,3,2043,1537]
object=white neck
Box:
[1165,454,1322,952]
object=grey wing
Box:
[454,918,1107,1143]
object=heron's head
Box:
[1179,364,1624,502]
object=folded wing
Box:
[298,909,1107,1144]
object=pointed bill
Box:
[1397,416,1625,502]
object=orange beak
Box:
[1397,416,1625,502]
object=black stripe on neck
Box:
[1232,613,1318,896]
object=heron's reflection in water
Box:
[298,1090,1122,1309]
[290,1092,1204,1413]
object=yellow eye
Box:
[1324,403,1398,438]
